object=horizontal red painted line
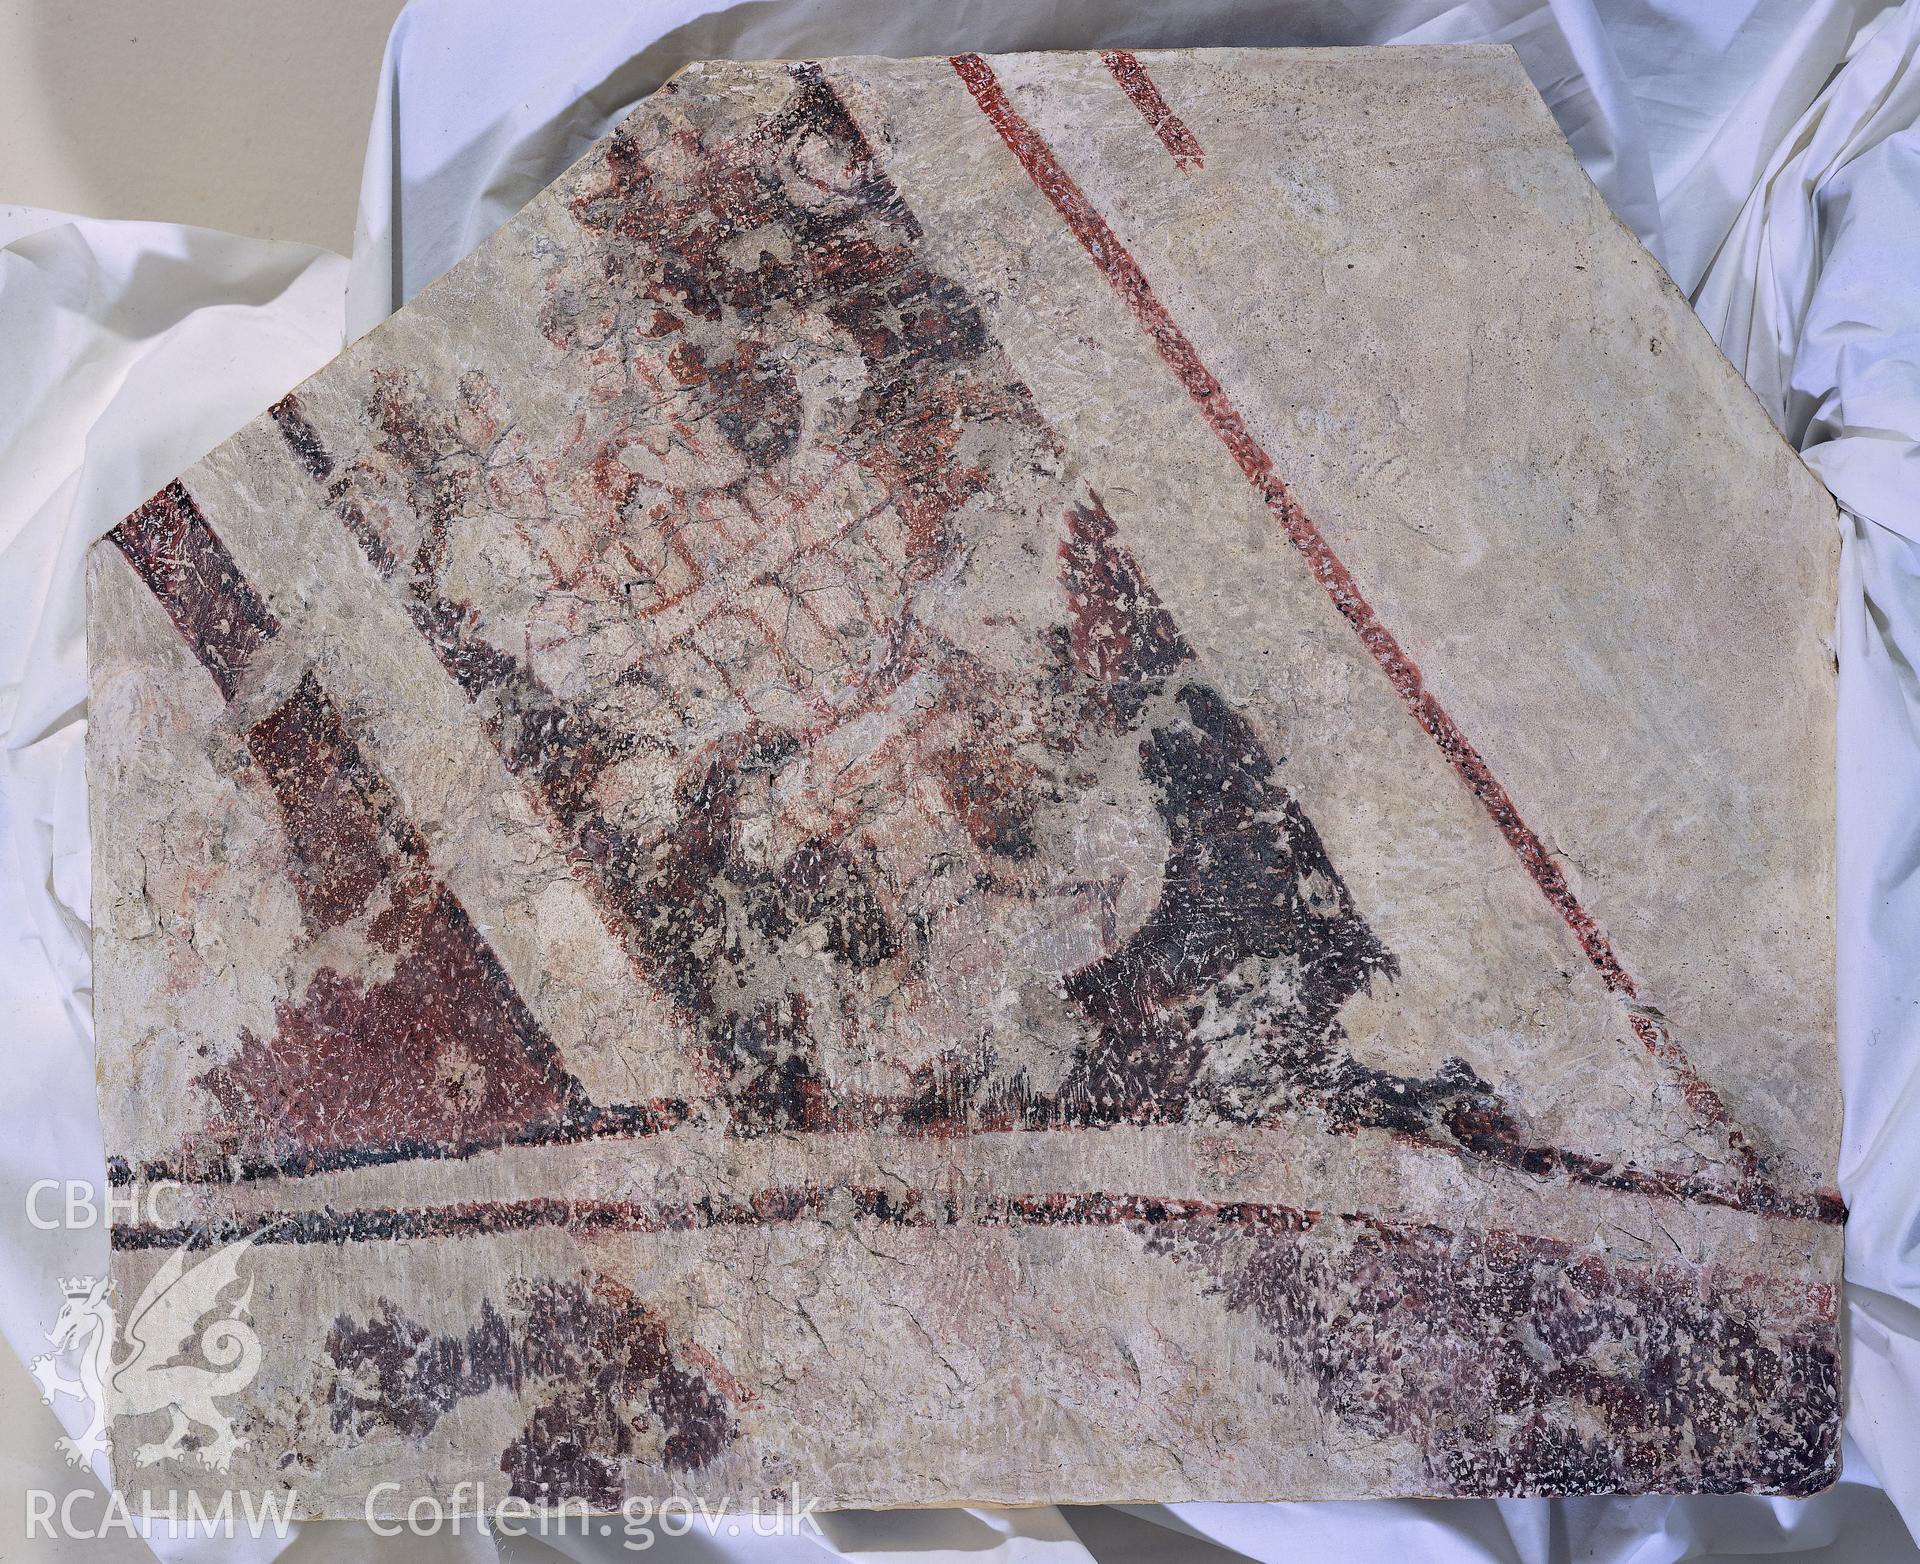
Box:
[112,1186,1319,1249]
[107,1098,691,1189]
[108,1187,1842,1311]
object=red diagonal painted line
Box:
[948,53,1767,1166]
[1101,50,1205,170]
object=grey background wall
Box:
[0,0,407,251]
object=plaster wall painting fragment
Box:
[86,46,1843,1511]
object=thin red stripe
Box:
[949,52,1750,1152]
[1100,50,1205,170]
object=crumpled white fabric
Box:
[4,0,1920,1558]
[0,211,348,1564]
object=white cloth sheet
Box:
[3,2,1919,1558]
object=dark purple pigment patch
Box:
[110,480,279,698]
[1148,1213,1840,1496]
[268,394,336,482]
[326,1273,736,1505]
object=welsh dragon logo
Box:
[30,1240,262,1472]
